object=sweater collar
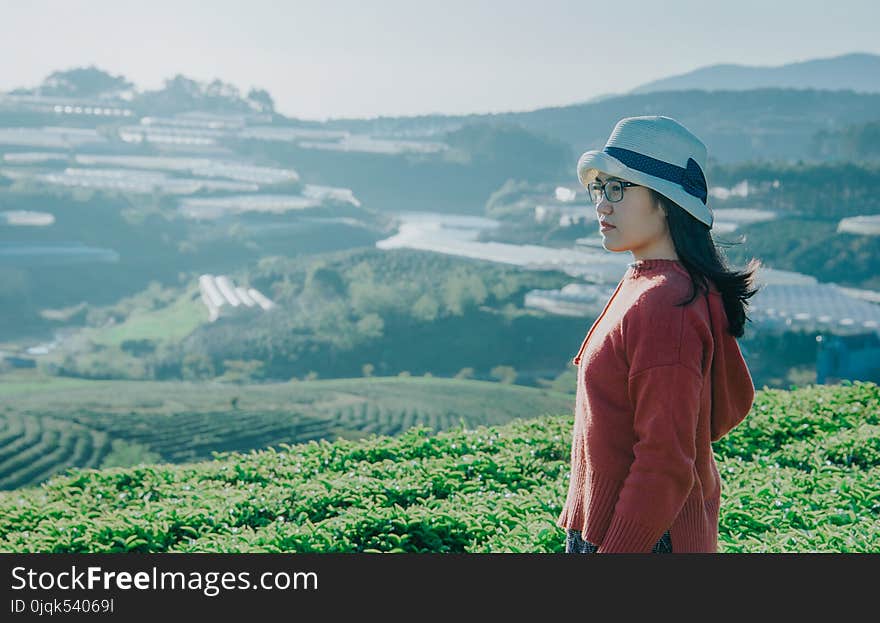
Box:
[627,258,685,278]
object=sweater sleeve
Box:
[597,300,706,553]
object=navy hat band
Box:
[603,146,708,204]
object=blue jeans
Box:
[565,528,672,553]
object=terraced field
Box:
[0,412,109,490]
[0,371,574,490]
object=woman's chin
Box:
[601,240,626,252]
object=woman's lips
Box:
[600,223,616,231]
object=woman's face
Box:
[592,173,677,261]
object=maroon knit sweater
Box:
[556,258,755,553]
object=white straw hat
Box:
[577,115,713,228]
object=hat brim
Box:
[577,150,713,228]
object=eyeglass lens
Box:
[589,180,623,203]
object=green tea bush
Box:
[0,382,876,553]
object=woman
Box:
[556,115,760,553]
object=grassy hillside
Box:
[0,381,876,553]
[89,286,207,347]
[41,247,581,383]
[0,371,574,490]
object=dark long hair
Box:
[652,190,762,338]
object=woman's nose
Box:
[596,198,613,216]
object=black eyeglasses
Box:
[587,179,639,204]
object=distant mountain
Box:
[319,88,880,164]
[496,88,880,163]
[630,52,880,94]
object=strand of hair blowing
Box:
[653,191,762,338]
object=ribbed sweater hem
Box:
[556,470,721,553]
[556,469,624,545]
[597,514,659,553]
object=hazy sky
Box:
[1,0,878,121]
